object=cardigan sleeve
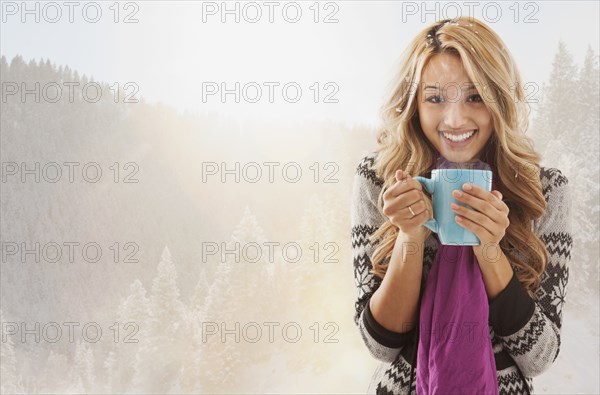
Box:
[488,167,572,377]
[351,154,416,363]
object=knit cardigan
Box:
[351,152,572,395]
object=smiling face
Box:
[416,52,494,165]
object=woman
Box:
[351,17,572,395]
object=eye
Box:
[468,94,483,103]
[426,95,443,104]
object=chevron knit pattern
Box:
[351,153,572,395]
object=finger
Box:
[453,191,509,232]
[385,188,423,215]
[410,176,423,191]
[451,202,498,235]
[404,198,428,219]
[455,212,494,240]
[398,172,423,192]
[453,183,510,235]
[389,171,409,197]
[455,184,505,214]
[407,205,431,224]
[395,169,406,182]
[491,190,510,215]
[385,171,419,199]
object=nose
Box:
[443,101,469,130]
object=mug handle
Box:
[412,176,438,234]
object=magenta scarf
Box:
[415,155,499,395]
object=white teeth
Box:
[442,130,476,142]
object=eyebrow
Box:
[423,84,478,91]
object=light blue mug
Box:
[413,168,493,245]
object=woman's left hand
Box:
[450,183,510,256]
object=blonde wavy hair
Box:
[369,17,548,299]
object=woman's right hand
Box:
[382,169,433,241]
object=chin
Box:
[437,151,475,163]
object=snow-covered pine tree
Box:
[132,246,186,393]
[105,279,151,393]
[73,338,96,392]
[534,43,599,308]
[197,257,241,393]
[198,206,276,392]
[532,40,579,147]
[189,266,210,318]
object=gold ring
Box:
[408,205,416,218]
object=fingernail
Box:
[463,183,472,191]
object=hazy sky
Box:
[2,0,599,127]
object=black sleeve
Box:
[363,297,416,348]
[488,271,536,336]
